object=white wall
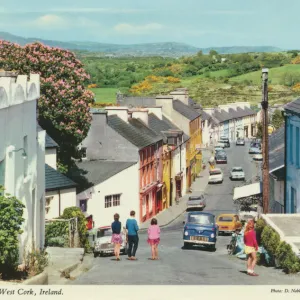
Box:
[171,144,187,200]
[76,163,139,227]
[45,188,77,219]
[0,73,45,256]
[45,148,57,170]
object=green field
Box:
[89,88,118,103]
[229,64,300,85]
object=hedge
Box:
[255,218,300,273]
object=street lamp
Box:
[11,148,27,159]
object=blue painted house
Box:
[284,99,300,213]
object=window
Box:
[23,135,28,178]
[80,199,88,212]
[113,194,120,206]
[142,197,146,216]
[105,196,112,208]
[296,127,300,167]
[105,194,121,208]
[290,125,294,164]
[167,137,177,145]
[45,196,53,215]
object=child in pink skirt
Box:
[147,218,160,260]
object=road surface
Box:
[72,143,299,285]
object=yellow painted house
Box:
[162,147,171,209]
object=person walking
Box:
[126,210,139,260]
[147,218,160,260]
[244,219,259,276]
[111,213,123,261]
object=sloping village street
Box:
[72,143,299,285]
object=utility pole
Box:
[261,68,270,214]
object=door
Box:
[291,187,297,213]
[32,188,36,249]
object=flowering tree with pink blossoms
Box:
[0,41,94,170]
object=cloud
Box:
[31,14,69,28]
[114,23,163,35]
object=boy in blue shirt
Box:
[126,210,139,260]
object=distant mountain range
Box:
[0,31,282,57]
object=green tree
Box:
[256,122,263,139]
[271,109,284,130]
[0,41,94,170]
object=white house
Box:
[40,127,78,219]
[0,71,45,255]
[76,160,139,227]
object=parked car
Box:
[214,146,223,153]
[216,214,242,235]
[216,142,225,149]
[208,168,223,184]
[249,145,262,154]
[236,138,245,146]
[230,167,245,180]
[220,137,230,148]
[93,226,127,257]
[187,195,206,211]
[216,152,227,164]
[253,154,263,161]
[183,211,217,251]
[239,204,258,222]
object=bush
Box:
[255,218,266,244]
[261,225,280,257]
[0,187,25,275]
[275,242,300,273]
[24,249,48,278]
[45,220,69,247]
[62,207,89,251]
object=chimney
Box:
[130,108,149,125]
[204,108,215,116]
[170,89,189,106]
[0,70,18,78]
[147,106,163,120]
[105,106,129,123]
[156,95,174,119]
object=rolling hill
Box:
[0,31,282,57]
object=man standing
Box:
[126,210,139,260]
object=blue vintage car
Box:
[183,211,218,251]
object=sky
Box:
[0,0,298,48]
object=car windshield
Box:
[210,170,221,175]
[97,228,112,238]
[232,168,243,172]
[218,216,233,222]
[187,214,214,225]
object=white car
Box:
[214,146,223,153]
[253,154,263,161]
[216,142,225,149]
[208,168,223,184]
[230,167,245,180]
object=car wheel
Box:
[183,242,191,249]
[209,245,216,252]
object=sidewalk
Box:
[45,247,85,284]
[140,165,210,230]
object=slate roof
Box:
[36,123,58,148]
[285,98,300,115]
[117,96,156,107]
[107,115,160,149]
[45,164,77,191]
[128,118,163,141]
[45,134,58,148]
[212,106,256,123]
[269,125,285,173]
[76,160,137,186]
[148,113,190,143]
[200,110,211,121]
[173,100,200,121]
